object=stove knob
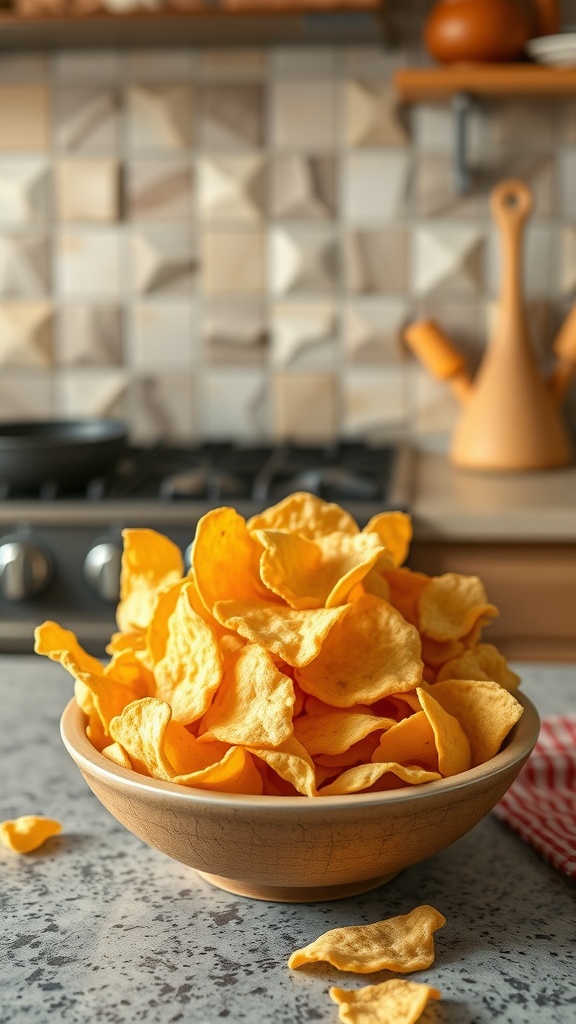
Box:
[84,541,122,603]
[0,539,53,601]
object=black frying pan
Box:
[0,420,128,488]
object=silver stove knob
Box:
[84,541,122,603]
[0,539,53,602]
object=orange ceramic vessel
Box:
[425,0,533,64]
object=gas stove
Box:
[0,440,413,654]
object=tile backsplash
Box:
[1,25,576,444]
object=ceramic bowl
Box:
[60,692,539,903]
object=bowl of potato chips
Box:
[44,492,539,902]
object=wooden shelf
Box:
[0,0,384,47]
[394,63,576,102]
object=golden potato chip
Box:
[101,742,133,769]
[214,599,349,668]
[416,687,471,776]
[372,711,438,771]
[381,567,430,627]
[34,620,104,677]
[255,528,385,610]
[0,815,62,854]
[419,634,465,671]
[295,595,423,707]
[248,736,317,796]
[363,511,413,568]
[294,697,395,756]
[428,678,524,767]
[318,760,441,796]
[109,697,263,793]
[248,490,359,540]
[315,735,381,770]
[329,979,441,1024]
[116,528,184,634]
[153,581,223,725]
[199,643,295,748]
[288,905,446,972]
[191,506,271,615]
[436,642,520,691]
[418,573,498,641]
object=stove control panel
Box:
[0,537,53,602]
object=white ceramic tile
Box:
[345,228,409,294]
[0,301,52,367]
[57,305,123,366]
[202,230,265,294]
[203,298,267,365]
[57,230,123,298]
[200,368,267,439]
[56,158,119,222]
[269,227,339,296]
[0,370,53,418]
[55,367,127,419]
[272,371,337,441]
[270,154,336,220]
[0,85,48,150]
[0,55,47,83]
[53,87,119,151]
[411,367,460,439]
[344,298,408,364]
[198,154,266,222]
[0,159,49,224]
[412,226,485,296]
[271,303,337,369]
[344,46,409,79]
[560,226,576,296]
[131,228,197,295]
[344,80,409,148]
[130,303,197,371]
[560,149,576,219]
[270,47,335,78]
[199,49,265,77]
[128,50,195,82]
[341,366,407,438]
[127,159,194,221]
[127,85,195,151]
[52,51,120,83]
[0,236,50,297]
[271,81,336,149]
[199,84,264,149]
[343,151,409,223]
[412,154,483,219]
[130,375,197,443]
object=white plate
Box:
[526,32,576,67]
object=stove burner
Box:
[282,467,380,502]
[160,467,247,501]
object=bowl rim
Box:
[60,691,540,812]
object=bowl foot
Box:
[196,870,398,903]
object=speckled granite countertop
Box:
[2,658,575,1024]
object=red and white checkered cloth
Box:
[493,716,576,881]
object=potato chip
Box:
[248,490,359,540]
[428,678,524,767]
[0,815,62,854]
[191,506,271,616]
[329,979,441,1024]
[418,573,498,641]
[248,736,317,797]
[101,742,133,769]
[34,620,104,677]
[153,581,223,725]
[214,599,349,668]
[288,905,446,972]
[116,528,184,634]
[315,735,381,770]
[381,567,430,627]
[294,697,395,756]
[318,761,441,796]
[109,697,263,793]
[295,595,423,707]
[255,528,386,610]
[363,510,413,568]
[416,687,471,776]
[200,643,295,748]
[436,642,521,691]
[372,711,438,771]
